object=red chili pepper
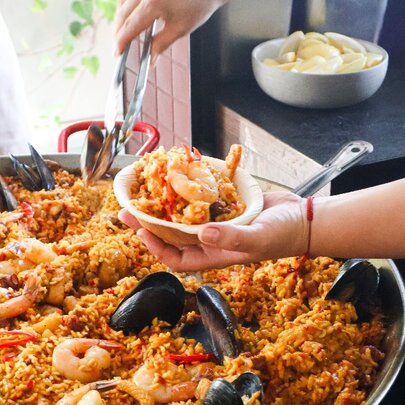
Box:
[0,330,37,348]
[26,379,34,389]
[20,202,34,217]
[183,144,194,163]
[2,352,17,362]
[168,353,213,364]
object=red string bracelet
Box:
[305,196,314,258]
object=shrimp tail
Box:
[23,272,41,300]
[97,340,123,350]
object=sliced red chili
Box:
[192,147,202,161]
[26,379,34,389]
[168,353,213,364]
[20,202,34,217]
[0,330,37,348]
[2,352,17,362]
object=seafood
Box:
[56,380,118,405]
[52,338,122,383]
[167,157,219,204]
[0,272,41,319]
[9,144,55,191]
[225,144,242,181]
[202,372,263,405]
[109,272,185,334]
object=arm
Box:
[119,179,405,271]
[114,0,228,61]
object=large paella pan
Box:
[0,143,403,404]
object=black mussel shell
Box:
[109,286,184,334]
[9,154,42,191]
[109,272,185,334]
[0,176,17,212]
[196,286,241,364]
[202,378,244,405]
[81,124,105,181]
[29,144,55,191]
[233,372,264,403]
[180,318,213,353]
[325,259,380,302]
[123,271,185,304]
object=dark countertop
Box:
[217,61,405,404]
[217,62,405,194]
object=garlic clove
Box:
[338,55,367,73]
[263,58,280,67]
[325,32,367,54]
[291,56,326,72]
[304,55,343,74]
[277,51,296,63]
[305,32,329,43]
[365,52,383,68]
[278,31,306,57]
[298,43,340,60]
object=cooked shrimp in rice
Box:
[52,338,123,383]
[130,144,246,224]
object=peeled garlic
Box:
[325,32,367,54]
[304,56,343,74]
[366,52,384,68]
[277,51,296,63]
[276,62,298,71]
[298,43,340,60]
[338,54,367,73]
[263,58,280,67]
[298,38,325,50]
[341,53,365,63]
[278,30,305,57]
[291,56,326,72]
[305,32,329,43]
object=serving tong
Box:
[81,21,156,184]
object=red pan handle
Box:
[57,121,160,155]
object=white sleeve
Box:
[0,11,32,154]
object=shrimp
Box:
[0,272,41,319]
[56,380,118,405]
[0,238,56,275]
[52,338,122,383]
[225,144,242,181]
[167,157,219,204]
[132,361,215,403]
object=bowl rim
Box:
[113,156,264,235]
[252,36,389,77]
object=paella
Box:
[129,144,246,225]
[0,150,386,404]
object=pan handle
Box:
[58,120,160,156]
[292,141,373,197]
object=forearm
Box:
[311,179,405,258]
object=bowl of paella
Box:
[0,147,402,404]
[113,144,264,246]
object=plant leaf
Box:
[32,0,48,12]
[81,56,100,76]
[63,66,79,80]
[69,21,84,37]
[57,34,76,56]
[72,0,93,24]
[95,0,117,22]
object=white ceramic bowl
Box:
[252,37,388,109]
[113,157,264,246]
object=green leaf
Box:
[69,21,84,37]
[95,0,117,22]
[57,34,76,56]
[63,66,79,80]
[38,55,53,72]
[31,0,48,12]
[72,0,93,24]
[81,56,100,76]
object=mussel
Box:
[193,286,241,363]
[109,272,185,334]
[325,259,380,321]
[202,372,263,405]
[0,176,17,212]
[9,144,55,191]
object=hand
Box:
[114,0,228,61]
[118,191,309,272]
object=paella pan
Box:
[0,139,403,404]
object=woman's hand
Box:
[114,0,228,61]
[119,191,308,272]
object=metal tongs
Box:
[81,21,156,184]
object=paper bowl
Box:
[113,157,264,246]
[252,37,388,109]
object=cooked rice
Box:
[129,146,246,224]
[0,170,385,404]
